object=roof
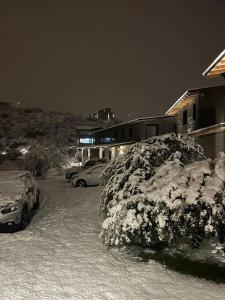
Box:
[188,123,225,137]
[202,49,225,78]
[76,141,135,149]
[165,89,200,116]
[92,116,175,133]
[165,84,225,116]
[76,126,101,131]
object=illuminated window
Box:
[79,138,94,144]
[104,137,112,143]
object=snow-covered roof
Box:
[202,49,225,78]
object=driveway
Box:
[0,176,225,300]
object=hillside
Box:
[0,107,118,148]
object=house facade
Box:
[75,126,102,162]
[77,116,177,162]
[165,85,225,158]
[76,49,225,162]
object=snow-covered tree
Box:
[99,134,225,249]
[47,145,68,174]
[25,143,67,177]
[25,143,51,177]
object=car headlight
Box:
[1,204,20,214]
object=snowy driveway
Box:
[0,176,225,300]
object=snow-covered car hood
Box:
[0,171,26,206]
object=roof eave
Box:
[202,49,225,77]
[165,91,189,116]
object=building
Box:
[90,108,115,121]
[165,49,225,158]
[77,116,177,162]
[165,85,225,158]
[77,50,225,162]
[75,126,103,162]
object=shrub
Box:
[25,143,67,177]
[99,134,223,248]
[25,143,50,177]
[100,133,205,214]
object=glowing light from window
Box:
[80,138,94,144]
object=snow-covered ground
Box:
[0,176,225,300]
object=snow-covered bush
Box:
[25,143,51,177]
[25,143,67,177]
[99,134,225,248]
[47,145,68,174]
[100,133,205,214]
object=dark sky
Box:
[0,0,225,120]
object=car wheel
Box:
[69,173,76,180]
[33,190,40,210]
[18,205,30,231]
[76,179,87,188]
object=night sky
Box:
[0,0,225,120]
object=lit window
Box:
[104,137,112,143]
[80,138,94,144]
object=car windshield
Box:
[84,161,96,168]
[83,158,107,168]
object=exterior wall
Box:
[78,117,176,163]
[174,86,225,159]
[76,128,95,146]
[176,86,225,135]
[195,131,225,158]
[176,100,197,134]
[198,86,225,128]
[93,117,177,145]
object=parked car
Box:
[0,171,40,232]
[71,164,106,187]
[65,158,107,181]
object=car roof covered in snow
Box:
[0,171,30,205]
